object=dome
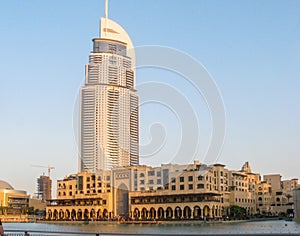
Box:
[0,180,14,190]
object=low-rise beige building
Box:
[46,161,299,220]
[46,171,113,220]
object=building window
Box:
[140,180,145,185]
[78,176,83,190]
[171,177,176,183]
[172,185,176,191]
[140,173,145,178]
[180,185,184,190]
[197,184,204,189]
[148,171,155,176]
[157,171,161,177]
[157,179,161,184]
[189,184,193,190]
[180,177,184,182]
[149,180,154,185]
[188,176,193,182]
[87,177,90,182]
[198,176,203,181]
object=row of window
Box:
[170,184,205,191]
[235,198,255,203]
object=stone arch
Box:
[116,183,129,217]
[59,209,64,220]
[276,197,280,202]
[133,208,140,219]
[157,207,164,219]
[53,209,58,220]
[166,207,173,219]
[193,206,201,219]
[203,205,210,217]
[141,208,148,219]
[183,206,191,219]
[90,209,96,219]
[103,209,108,218]
[175,206,182,219]
[47,210,53,220]
[221,206,225,217]
[149,207,156,219]
[97,209,101,219]
[65,210,70,219]
[215,205,219,217]
[212,205,216,218]
[84,209,89,220]
[77,209,83,220]
[71,209,76,220]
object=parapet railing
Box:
[3,230,300,236]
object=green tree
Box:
[286,194,292,204]
[229,205,247,218]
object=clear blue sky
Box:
[0,0,299,195]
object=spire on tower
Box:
[104,0,108,19]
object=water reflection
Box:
[3,220,300,235]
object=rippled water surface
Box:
[3,220,300,235]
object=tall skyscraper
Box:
[79,9,139,172]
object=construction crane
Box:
[31,165,55,178]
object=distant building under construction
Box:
[37,175,52,202]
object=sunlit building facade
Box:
[79,17,139,172]
[0,180,29,215]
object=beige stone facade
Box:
[46,171,113,220]
[46,161,298,220]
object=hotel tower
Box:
[79,4,139,172]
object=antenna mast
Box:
[105,0,108,19]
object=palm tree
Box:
[286,194,292,205]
